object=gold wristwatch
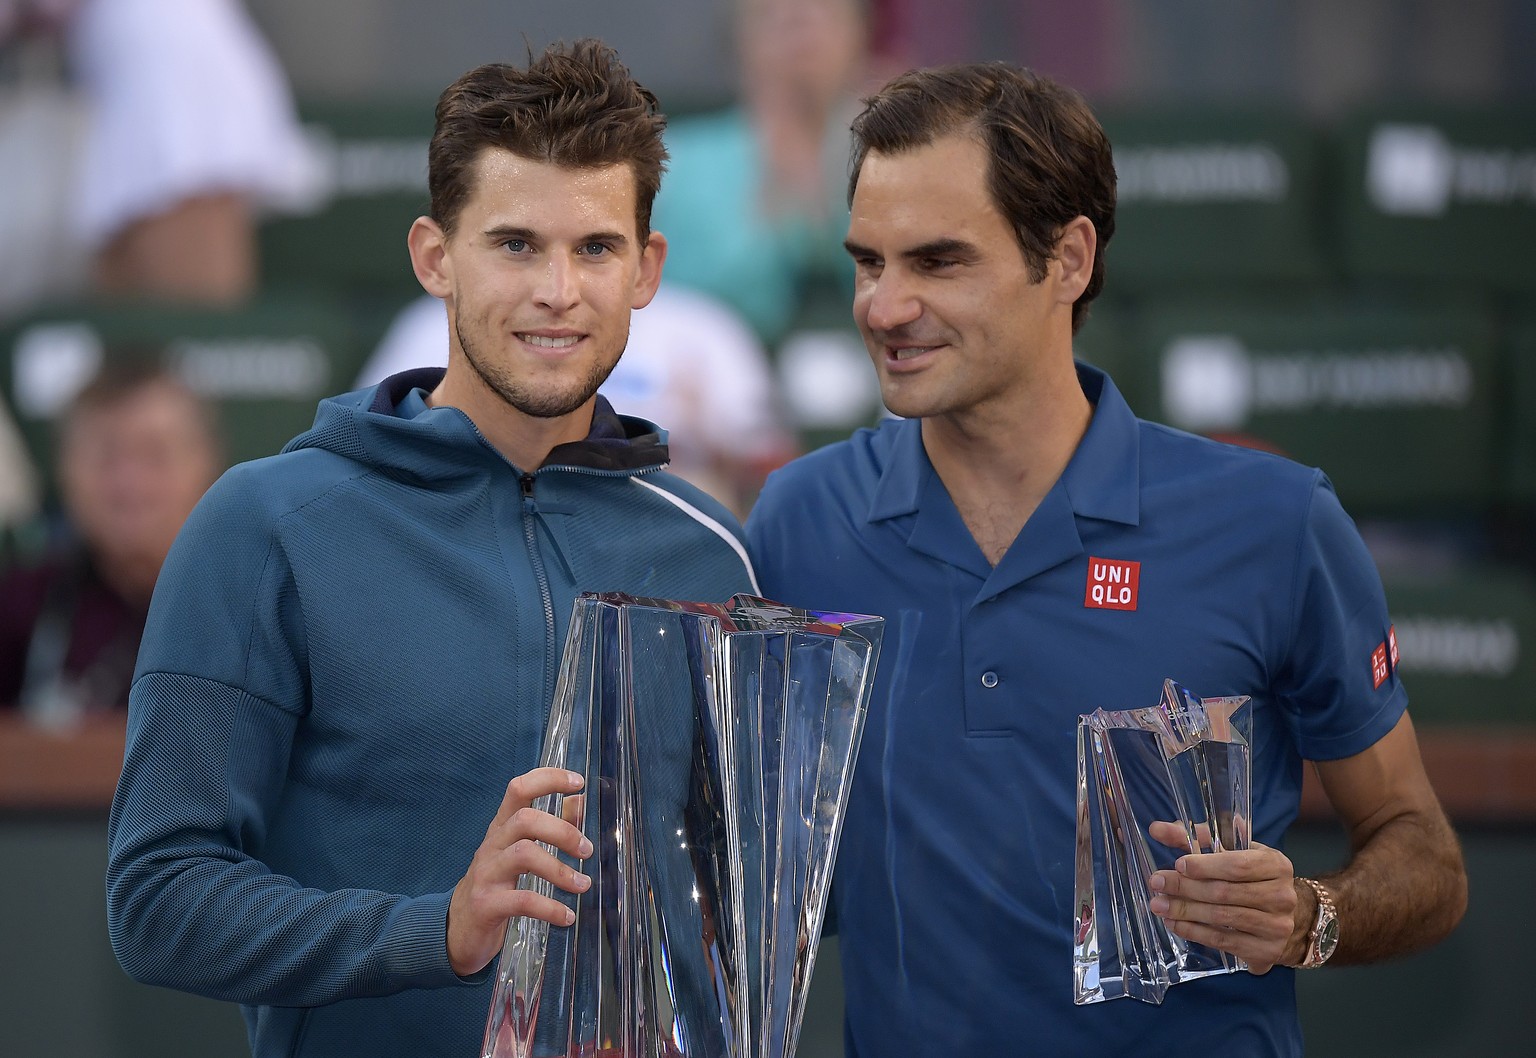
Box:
[1295,877,1339,969]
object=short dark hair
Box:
[428,39,669,240]
[849,62,1116,333]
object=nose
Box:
[860,269,922,334]
[534,253,580,312]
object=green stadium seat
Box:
[258,99,437,300]
[1334,106,1536,291]
[1382,566,1536,727]
[1505,317,1536,506]
[1128,298,1500,515]
[1094,108,1329,292]
[0,297,371,488]
[1073,296,1149,415]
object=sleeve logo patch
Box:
[1371,625,1400,689]
[1085,557,1140,611]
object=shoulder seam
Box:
[629,477,760,595]
[130,668,305,719]
[1277,468,1328,689]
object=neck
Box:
[921,357,1093,564]
[427,370,594,472]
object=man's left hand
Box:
[1146,820,1301,974]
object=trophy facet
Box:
[482,593,883,1057]
[1073,679,1252,1006]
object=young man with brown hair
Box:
[746,61,1465,1055]
[107,40,757,1058]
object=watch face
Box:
[1318,917,1340,958]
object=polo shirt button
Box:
[980,671,999,688]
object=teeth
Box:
[520,334,580,349]
[893,347,932,360]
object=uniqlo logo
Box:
[1388,625,1399,668]
[1371,642,1390,689]
[1085,557,1140,611]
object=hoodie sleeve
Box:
[106,465,470,1006]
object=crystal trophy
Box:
[1073,679,1253,1005]
[482,592,884,1058]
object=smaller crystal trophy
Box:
[1073,679,1252,1005]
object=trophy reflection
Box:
[1073,679,1253,1005]
[482,593,883,1058]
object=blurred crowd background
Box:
[1,2,1533,1056]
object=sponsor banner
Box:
[1096,110,1325,286]
[1339,108,1536,288]
[1380,571,1536,726]
[1139,302,1497,512]
[259,101,436,293]
[1,303,363,471]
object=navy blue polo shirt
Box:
[745,364,1405,1057]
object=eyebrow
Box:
[483,225,537,242]
[843,237,978,260]
[902,238,978,260]
[482,225,632,248]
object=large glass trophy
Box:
[482,593,883,1058]
[1073,679,1252,1006]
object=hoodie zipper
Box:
[519,471,559,712]
[448,410,564,714]
[516,463,675,714]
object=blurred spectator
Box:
[0,0,312,314]
[872,0,1120,97]
[0,361,221,723]
[0,398,40,548]
[357,285,798,517]
[648,0,875,346]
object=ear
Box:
[1052,216,1096,306]
[408,216,453,299]
[631,230,668,310]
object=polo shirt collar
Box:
[1062,362,1141,527]
[867,362,1140,523]
[866,415,932,522]
[865,361,1141,586]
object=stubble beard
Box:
[456,314,624,420]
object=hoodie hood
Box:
[282,368,671,482]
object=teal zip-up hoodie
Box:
[106,369,758,1057]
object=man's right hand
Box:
[447,767,592,977]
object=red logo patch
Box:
[1388,625,1399,668]
[1085,557,1140,611]
[1371,642,1390,689]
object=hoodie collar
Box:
[287,368,670,479]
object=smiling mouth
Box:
[519,334,582,349]
[884,341,950,363]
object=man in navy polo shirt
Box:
[745,63,1466,1056]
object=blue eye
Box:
[578,242,610,256]
[503,239,528,254]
